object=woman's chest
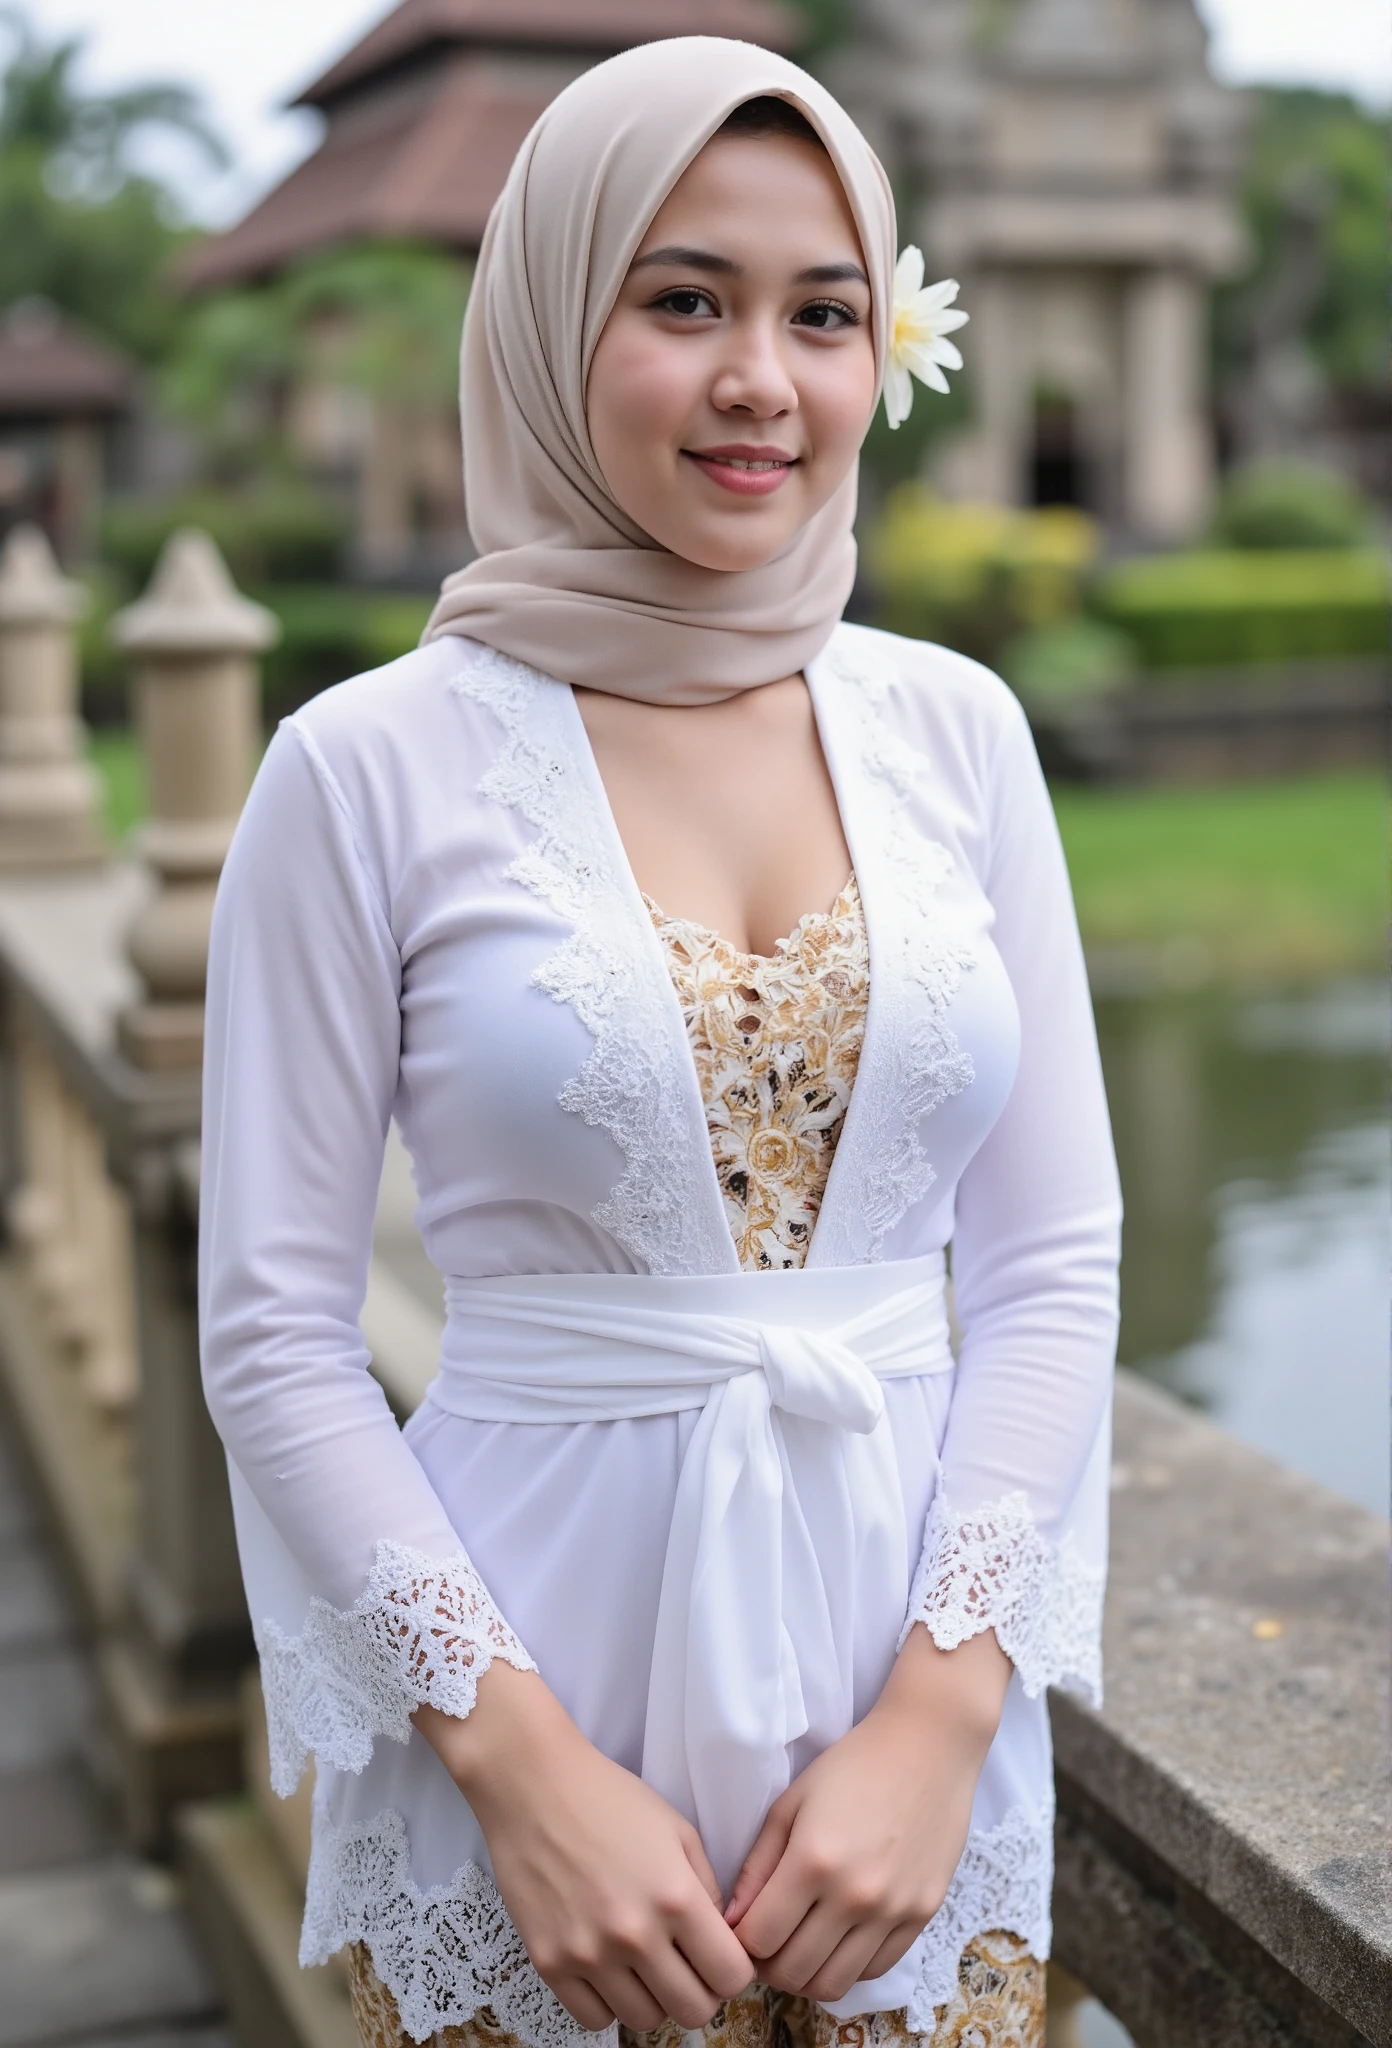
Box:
[389,642,1021,1275]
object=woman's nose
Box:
[709,322,799,418]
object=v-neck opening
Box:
[557,659,881,1275]
[640,872,860,966]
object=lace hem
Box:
[902,1491,1104,1705]
[453,646,730,1277]
[301,1799,1052,2048]
[813,636,976,1265]
[302,1805,607,2048]
[257,1540,537,1798]
[907,1801,1054,2033]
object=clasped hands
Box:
[416,1625,1010,2036]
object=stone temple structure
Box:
[833,0,1250,539]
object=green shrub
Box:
[259,586,433,720]
[867,486,1100,662]
[1093,548,1389,668]
[100,483,350,589]
[78,575,434,727]
[1209,459,1378,551]
[1001,617,1139,707]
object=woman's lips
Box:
[684,448,797,497]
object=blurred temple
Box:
[835,0,1250,540]
[0,301,135,563]
[181,0,800,579]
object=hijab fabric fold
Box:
[422,36,896,704]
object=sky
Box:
[11,0,1392,228]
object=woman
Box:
[199,35,1120,2048]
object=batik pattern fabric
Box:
[642,875,869,1273]
[346,1931,1045,2048]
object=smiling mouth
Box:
[683,448,798,496]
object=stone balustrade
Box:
[0,529,1384,2048]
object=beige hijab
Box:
[422,36,896,704]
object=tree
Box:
[1216,88,1387,398]
[163,243,473,481]
[0,8,225,359]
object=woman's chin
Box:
[662,518,800,576]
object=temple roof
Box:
[0,302,135,420]
[298,0,798,106]
[184,0,799,290]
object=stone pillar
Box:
[0,524,105,870]
[111,530,277,1072]
[931,268,1029,505]
[98,531,276,1849]
[1123,266,1214,542]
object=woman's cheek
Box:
[600,328,699,450]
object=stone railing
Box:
[0,524,1384,2048]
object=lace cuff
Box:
[900,1490,1103,1703]
[257,1539,538,1796]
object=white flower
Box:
[884,248,969,430]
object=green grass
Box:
[1053,771,1387,983]
[86,728,146,842]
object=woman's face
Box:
[586,131,877,573]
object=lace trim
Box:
[302,1805,607,2048]
[902,1491,1104,1705]
[257,1540,537,1798]
[907,1801,1054,2033]
[301,1799,1051,2048]
[452,645,729,1277]
[814,635,976,1264]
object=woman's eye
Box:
[656,288,715,318]
[795,300,858,332]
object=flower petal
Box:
[894,245,926,301]
[915,277,961,314]
[883,358,914,429]
[900,346,951,394]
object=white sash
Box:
[430,1255,954,1890]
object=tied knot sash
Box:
[432,1256,954,1890]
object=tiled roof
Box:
[0,303,135,418]
[298,0,798,105]
[183,0,801,292]
[181,58,558,288]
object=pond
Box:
[1096,975,1389,1518]
[1076,974,1388,2045]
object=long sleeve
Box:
[200,718,534,1796]
[903,695,1121,1702]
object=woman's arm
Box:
[723,689,1121,1995]
[202,720,540,1759]
[203,714,749,2027]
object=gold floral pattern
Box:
[347,1931,1045,2048]
[643,875,870,1273]
[346,877,1045,2048]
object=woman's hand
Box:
[723,1626,1012,2003]
[415,1665,755,2033]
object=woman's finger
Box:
[803,1922,893,2004]
[550,1977,616,2032]
[636,1943,734,2031]
[590,1965,668,2034]
[753,1898,856,1992]
[674,1892,760,2001]
[859,1921,925,1983]
[680,1821,727,1913]
[724,1801,795,1926]
[726,1833,821,1959]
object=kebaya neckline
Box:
[640,872,860,965]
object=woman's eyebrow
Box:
[628,249,870,287]
[793,261,869,286]
[630,245,740,275]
